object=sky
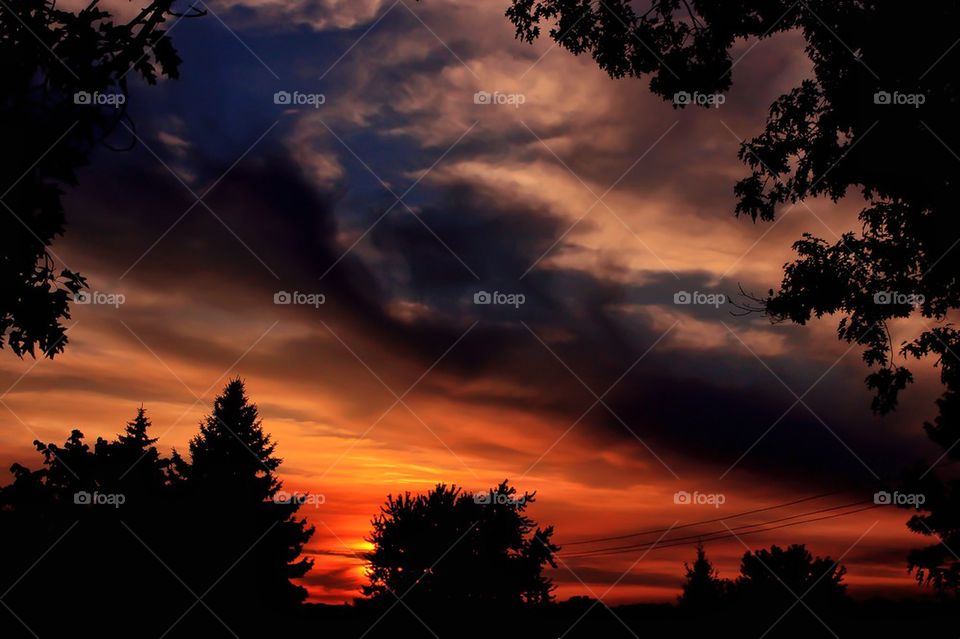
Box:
[0,0,951,604]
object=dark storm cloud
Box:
[58,127,930,489]
[39,0,930,492]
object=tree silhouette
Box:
[898,468,960,592]
[735,543,847,629]
[0,399,954,638]
[505,1,960,424]
[0,0,198,359]
[175,378,314,623]
[0,380,313,636]
[0,415,176,636]
[363,481,558,609]
[679,543,728,610]
[505,0,960,592]
[101,406,168,498]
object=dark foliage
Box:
[360,481,558,634]
[0,0,194,358]
[0,378,312,637]
[677,543,848,635]
[679,543,728,610]
[363,481,558,601]
[505,0,960,591]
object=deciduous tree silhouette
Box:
[363,481,558,613]
[506,0,960,593]
[0,0,198,358]
[899,467,960,592]
[505,1,959,425]
[734,543,847,632]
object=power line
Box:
[560,503,880,559]
[632,504,880,553]
[562,490,848,546]
[561,499,870,557]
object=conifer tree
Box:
[106,407,167,501]
[181,378,314,617]
[679,544,727,610]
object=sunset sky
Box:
[0,0,949,604]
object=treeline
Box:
[677,543,847,635]
[0,380,560,638]
[0,379,312,637]
[1,380,958,638]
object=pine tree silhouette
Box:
[173,378,314,632]
[679,544,728,610]
[188,379,281,488]
[105,407,167,498]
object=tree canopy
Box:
[506,0,960,591]
[363,481,558,606]
[0,0,194,358]
[506,0,960,430]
